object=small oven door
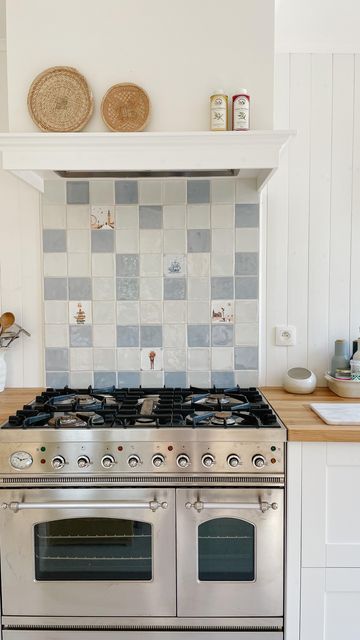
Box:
[0,488,175,617]
[176,488,284,618]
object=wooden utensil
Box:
[0,312,15,335]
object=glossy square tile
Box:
[140,229,162,253]
[164,371,187,387]
[163,349,186,371]
[163,180,186,204]
[117,325,140,347]
[46,371,69,387]
[44,277,68,300]
[67,230,90,253]
[93,277,115,301]
[163,205,186,228]
[187,180,210,204]
[68,253,91,277]
[141,371,164,387]
[211,277,234,299]
[187,229,211,253]
[67,205,90,229]
[211,371,235,387]
[211,300,234,323]
[69,301,92,325]
[187,301,210,324]
[164,324,186,347]
[139,205,163,229]
[235,203,259,227]
[45,347,69,371]
[140,277,163,300]
[94,371,117,387]
[91,230,114,253]
[235,323,258,346]
[70,371,94,387]
[68,277,92,300]
[92,253,115,277]
[117,371,141,386]
[43,229,67,253]
[45,325,69,348]
[235,228,259,252]
[93,325,116,348]
[116,254,139,277]
[187,205,210,229]
[187,253,210,276]
[188,277,209,300]
[139,180,162,205]
[141,348,163,371]
[44,181,66,205]
[163,229,186,253]
[44,253,67,277]
[90,181,114,205]
[212,229,234,254]
[45,301,68,324]
[93,348,116,371]
[235,179,259,204]
[70,347,93,371]
[187,348,210,371]
[187,325,210,347]
[43,205,66,229]
[211,253,234,276]
[164,300,187,323]
[235,277,258,300]
[188,371,211,387]
[211,180,235,204]
[235,252,259,276]
[117,348,141,370]
[92,301,116,324]
[163,254,186,277]
[115,181,138,204]
[69,325,93,347]
[116,277,140,300]
[117,301,140,325]
[140,325,163,347]
[116,229,139,253]
[115,205,139,229]
[164,277,186,300]
[140,254,162,276]
[235,300,259,322]
[66,181,89,205]
[211,324,234,346]
[211,347,233,370]
[234,346,258,370]
[211,204,234,228]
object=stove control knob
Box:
[152,454,165,468]
[127,455,141,468]
[177,454,190,468]
[77,455,90,469]
[252,454,266,469]
[201,454,215,468]
[101,454,115,469]
[51,455,65,470]
[227,454,241,468]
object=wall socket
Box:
[275,325,297,346]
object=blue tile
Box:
[116,254,139,277]
[45,348,69,371]
[164,277,187,300]
[187,325,210,347]
[91,230,114,252]
[235,277,258,299]
[68,277,92,300]
[140,325,163,347]
[235,252,258,276]
[116,278,140,300]
[211,277,234,299]
[165,371,187,387]
[187,180,210,204]
[234,346,258,370]
[43,229,67,252]
[44,277,68,300]
[235,204,259,227]
[211,371,235,388]
[211,324,234,346]
[66,181,89,205]
[46,371,69,387]
[117,371,141,387]
[117,325,140,347]
[94,371,117,387]
[69,325,93,347]
[139,206,163,228]
[115,181,138,204]
[187,229,211,252]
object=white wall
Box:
[0,0,7,130]
[5,0,274,132]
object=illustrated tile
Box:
[164,324,186,347]
[45,301,68,324]
[235,204,259,228]
[235,277,258,300]
[235,323,258,346]
[164,254,186,277]
[93,348,116,371]
[141,371,164,387]
[91,230,114,253]
[211,204,234,228]
[211,253,234,276]
[90,181,114,205]
[211,300,234,323]
[163,205,186,228]
[187,180,210,204]
[235,300,259,322]
[140,254,162,276]
[187,253,210,276]
[139,277,162,300]
[164,372,187,387]
[187,348,210,371]
[116,254,139,277]
[66,181,89,205]
[187,204,210,229]
[234,346,258,370]
[187,325,210,347]
[67,205,90,229]
[91,207,115,230]
[164,301,186,324]
[211,180,235,204]
[188,371,211,387]
[44,253,67,277]
[235,252,259,276]
[117,348,141,371]
[70,347,93,371]
[140,325,163,347]
[44,181,66,205]
[187,229,211,253]
[141,348,163,371]
[139,230,162,253]
[68,277,92,300]
[44,277,68,300]
[45,325,69,348]
[115,181,138,204]
[140,301,163,324]
[93,277,115,301]
[92,301,116,324]
[43,205,66,229]
[116,229,139,253]
[69,325,92,347]
[70,371,94,387]
[211,324,234,346]
[117,301,140,325]
[187,301,210,324]
[212,229,234,254]
[211,277,234,299]
[117,371,141,387]
[117,325,139,347]
[188,277,209,300]
[211,347,233,370]
[116,277,139,300]
[67,230,90,253]
[69,301,92,325]
[235,228,259,252]
[115,205,139,229]
[46,371,69,387]
[94,372,117,387]
[139,180,162,205]
[68,253,91,277]
[164,277,186,300]
[93,325,116,348]
[163,349,186,371]
[211,371,235,387]
[43,229,67,253]
[92,253,115,277]
[139,205,163,229]
[163,229,186,253]
[45,347,69,371]
[163,180,186,205]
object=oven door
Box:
[176,488,284,617]
[0,488,175,617]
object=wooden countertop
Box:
[0,388,43,424]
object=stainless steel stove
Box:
[0,386,286,640]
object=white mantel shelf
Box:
[0,130,294,192]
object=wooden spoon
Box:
[0,312,15,335]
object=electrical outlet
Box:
[275,325,296,346]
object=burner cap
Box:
[48,414,87,427]
[211,412,236,426]
[76,395,98,406]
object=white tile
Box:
[67,205,90,229]
[140,348,163,371]
[140,229,162,253]
[93,325,116,347]
[211,204,235,228]
[45,324,69,347]
[188,348,210,370]
[93,301,116,324]
[139,180,162,204]
[187,253,210,276]
[163,205,186,228]
[67,230,90,253]
[163,324,186,347]
[70,348,93,371]
[188,277,210,300]
[211,253,234,276]
[115,205,139,229]
[93,348,116,371]
[235,370,259,386]
[235,178,259,204]
[42,205,66,229]
[235,323,258,346]
[140,254,162,276]
[187,204,210,229]
[116,229,139,253]
[163,229,186,253]
[92,253,115,277]
[235,300,259,322]
[44,301,68,324]
[164,300,186,323]
[212,229,234,253]
[140,277,163,300]
[43,253,67,277]
[117,301,140,325]
[187,301,210,324]
[70,371,94,387]
[117,348,141,370]
[235,228,259,252]
[211,180,235,204]
[68,253,91,277]
[140,371,164,387]
[188,371,211,387]
[211,347,233,370]
[69,301,92,325]
[93,277,115,301]
[163,349,186,371]
[140,301,163,323]
[163,180,186,205]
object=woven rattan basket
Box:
[27,66,94,132]
[101,83,150,132]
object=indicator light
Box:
[271,458,277,464]
[40,459,46,464]
[40,446,46,452]
[271,446,276,452]
[117,446,123,451]
[168,445,174,451]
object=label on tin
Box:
[210,94,228,131]
[233,95,250,130]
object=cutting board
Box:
[310,403,360,425]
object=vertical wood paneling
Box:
[350,55,360,345]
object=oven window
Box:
[198,517,255,581]
[34,518,152,581]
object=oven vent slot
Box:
[6,624,283,632]
[1,474,284,485]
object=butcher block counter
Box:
[0,388,43,424]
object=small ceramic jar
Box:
[283,367,317,394]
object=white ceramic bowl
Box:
[283,367,317,394]
[325,373,360,398]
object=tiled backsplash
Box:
[42,178,259,389]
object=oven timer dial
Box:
[176,454,190,468]
[227,454,241,468]
[9,451,33,470]
[51,455,65,470]
[101,455,115,469]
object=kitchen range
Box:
[0,386,286,640]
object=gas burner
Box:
[48,414,87,428]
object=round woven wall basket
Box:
[27,66,94,132]
[101,83,150,132]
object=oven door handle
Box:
[185,500,278,513]
[1,500,168,513]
